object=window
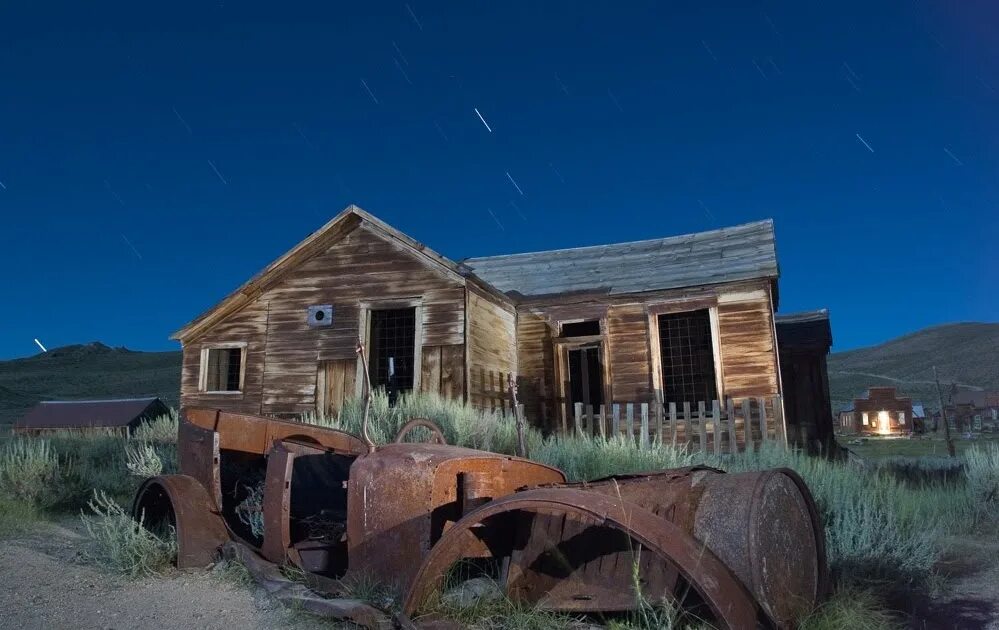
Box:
[898,412,905,425]
[560,320,601,338]
[862,412,869,426]
[657,309,718,405]
[201,346,244,392]
[368,307,416,400]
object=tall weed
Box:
[81,489,177,577]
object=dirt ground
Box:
[1,521,998,629]
[0,521,330,630]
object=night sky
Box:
[1,1,996,359]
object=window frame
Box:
[357,298,424,397]
[646,300,724,405]
[198,342,248,395]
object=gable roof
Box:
[460,219,778,299]
[172,205,508,343]
[14,397,167,431]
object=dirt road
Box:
[0,522,329,630]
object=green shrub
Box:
[965,443,999,522]
[132,411,180,444]
[0,494,41,537]
[81,489,177,577]
[799,588,899,630]
[0,438,61,509]
[125,442,165,477]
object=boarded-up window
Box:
[369,307,416,399]
[657,309,717,405]
[204,347,243,392]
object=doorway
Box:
[567,345,604,408]
[368,307,417,403]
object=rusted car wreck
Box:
[133,407,826,629]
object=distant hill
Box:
[0,342,181,426]
[827,322,999,412]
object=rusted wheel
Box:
[403,488,760,629]
[132,474,230,568]
[394,418,447,445]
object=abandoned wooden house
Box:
[13,397,169,435]
[842,386,913,436]
[173,205,831,449]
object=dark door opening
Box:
[368,307,416,403]
[567,346,604,408]
[657,309,718,405]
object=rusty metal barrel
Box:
[573,466,827,628]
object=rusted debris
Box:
[134,407,828,629]
[393,418,447,444]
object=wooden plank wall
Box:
[466,284,518,409]
[716,288,780,399]
[180,225,467,417]
[605,303,655,402]
[515,312,556,426]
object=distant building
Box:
[775,310,835,454]
[843,387,913,436]
[945,391,999,432]
[837,405,855,432]
[13,397,169,435]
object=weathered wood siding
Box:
[716,287,780,399]
[606,303,655,402]
[515,312,556,424]
[466,285,517,409]
[180,224,467,416]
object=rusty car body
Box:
[133,407,827,629]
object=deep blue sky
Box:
[1,1,996,359]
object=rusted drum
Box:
[575,466,826,628]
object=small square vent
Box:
[307,304,333,327]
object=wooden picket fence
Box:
[549,396,786,454]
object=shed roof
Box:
[775,309,833,350]
[461,219,778,299]
[14,397,167,431]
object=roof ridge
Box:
[463,219,774,263]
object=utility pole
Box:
[933,366,956,458]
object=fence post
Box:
[626,404,635,445]
[585,404,594,436]
[773,395,787,446]
[612,403,621,438]
[712,400,722,454]
[669,402,678,446]
[598,404,607,439]
[560,401,568,435]
[656,402,664,446]
[640,403,650,450]
[726,398,739,453]
[682,402,692,449]
[574,402,583,436]
[697,401,708,452]
[740,398,753,451]
[757,397,768,446]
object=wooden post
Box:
[597,404,607,439]
[758,397,768,447]
[656,403,664,446]
[640,403,650,450]
[934,366,956,458]
[773,396,787,446]
[726,398,739,453]
[682,402,692,448]
[742,399,756,451]
[507,374,527,458]
[697,401,708,452]
[585,404,594,436]
[712,400,722,454]
[626,404,635,445]
[669,402,678,446]
[612,403,621,439]
[574,402,583,437]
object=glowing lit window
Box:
[862,412,869,426]
[899,412,905,425]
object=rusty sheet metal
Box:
[535,466,825,628]
[394,418,447,444]
[403,487,760,630]
[184,407,367,455]
[132,474,229,568]
[345,443,566,592]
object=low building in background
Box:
[845,387,913,436]
[13,397,169,435]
